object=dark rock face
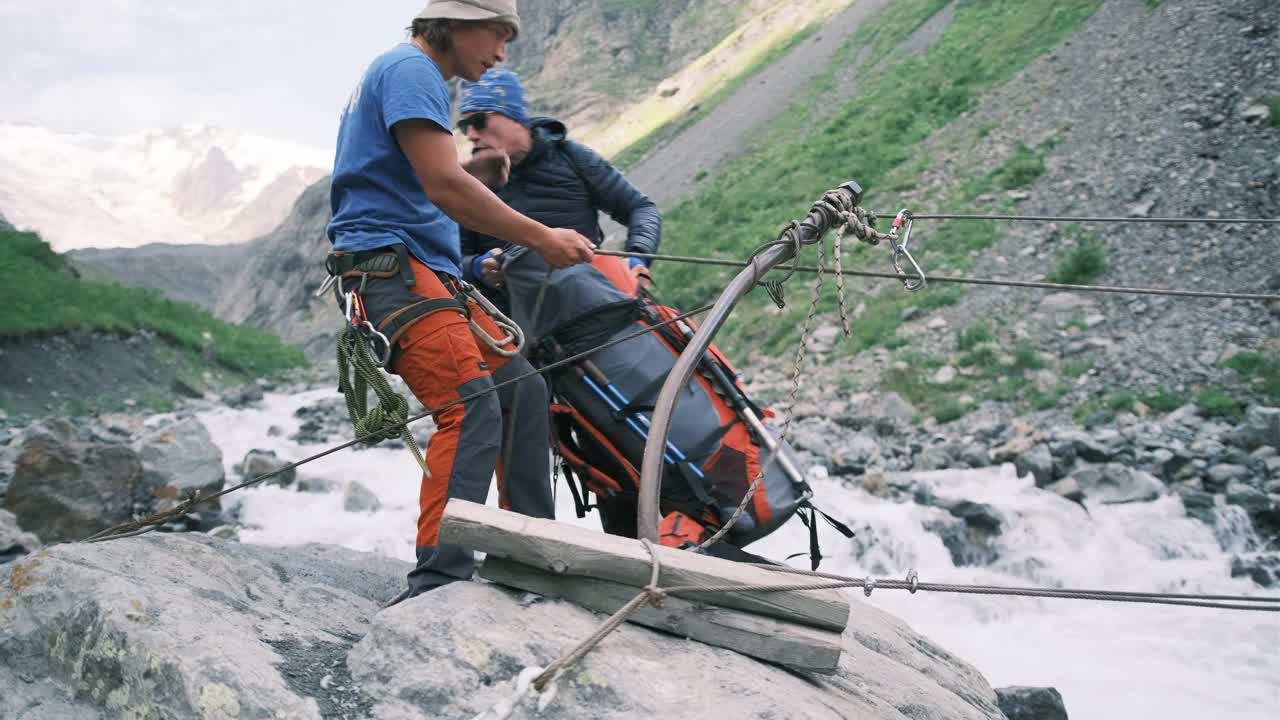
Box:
[996,686,1069,720]
[1231,552,1280,588]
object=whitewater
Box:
[197,388,1280,720]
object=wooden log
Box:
[479,555,843,674]
[439,499,849,631]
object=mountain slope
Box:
[69,242,245,313]
[213,180,335,358]
[0,123,330,251]
[0,227,305,416]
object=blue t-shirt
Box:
[327,43,460,276]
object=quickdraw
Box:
[889,209,927,292]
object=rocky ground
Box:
[1,531,1057,720]
[754,0,1279,427]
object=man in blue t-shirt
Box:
[326,0,595,600]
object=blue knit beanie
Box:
[459,68,530,126]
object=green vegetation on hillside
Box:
[651,0,1102,357]
[4,228,305,377]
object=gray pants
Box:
[406,356,553,596]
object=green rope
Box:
[337,327,431,478]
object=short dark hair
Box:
[408,18,455,51]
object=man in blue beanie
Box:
[457,68,662,305]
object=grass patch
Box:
[957,321,994,351]
[3,228,305,378]
[1225,351,1280,402]
[1048,226,1108,284]
[652,0,1101,358]
[1143,388,1187,413]
[1196,389,1241,419]
[1266,96,1280,128]
[962,142,1046,198]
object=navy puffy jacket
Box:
[461,117,661,303]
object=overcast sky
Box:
[0,1,433,149]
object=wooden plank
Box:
[480,555,843,674]
[439,500,849,631]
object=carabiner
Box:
[890,209,927,292]
[359,321,393,368]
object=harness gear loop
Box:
[336,323,431,479]
[890,209,927,292]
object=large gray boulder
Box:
[2,535,1010,720]
[2,420,143,543]
[1064,462,1164,505]
[136,418,226,517]
[1,536,405,719]
[351,582,1005,720]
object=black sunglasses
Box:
[458,112,491,134]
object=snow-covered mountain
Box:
[0,122,332,251]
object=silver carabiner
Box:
[890,209,927,292]
[359,321,393,368]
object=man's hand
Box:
[532,227,595,269]
[480,249,505,288]
[463,148,511,190]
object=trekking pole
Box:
[572,363,710,488]
[578,359,709,481]
[637,181,865,541]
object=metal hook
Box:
[906,569,919,594]
[890,209,927,292]
[863,576,877,597]
[359,321,393,368]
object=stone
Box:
[901,306,922,321]
[3,421,143,543]
[830,434,883,476]
[916,445,954,471]
[927,317,948,331]
[845,391,918,422]
[0,509,39,564]
[924,500,1004,567]
[806,325,841,354]
[135,419,225,518]
[1205,463,1249,492]
[0,535,405,719]
[207,525,240,542]
[343,481,382,513]
[296,475,342,494]
[1178,488,1218,526]
[958,443,992,469]
[1046,477,1085,504]
[1069,463,1164,504]
[242,449,297,488]
[1015,444,1054,487]
[1225,482,1271,515]
[1239,101,1272,124]
[1228,406,1280,450]
[0,535,1010,720]
[932,366,959,385]
[996,686,1069,720]
[1231,552,1280,587]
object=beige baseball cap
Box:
[415,0,520,40]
